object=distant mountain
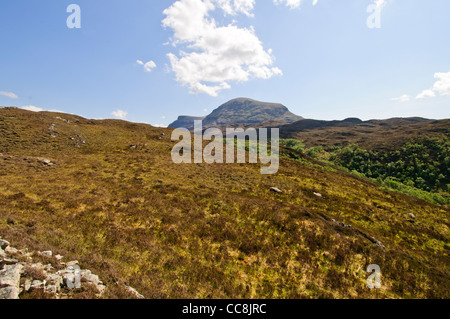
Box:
[168,116,206,130]
[169,98,303,130]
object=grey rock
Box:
[30,263,45,271]
[0,239,10,250]
[0,258,19,266]
[0,263,23,288]
[24,278,32,292]
[60,271,79,288]
[125,286,144,299]
[61,273,74,285]
[31,280,46,290]
[270,187,283,193]
[96,284,106,295]
[45,284,59,294]
[40,250,52,257]
[80,269,100,285]
[44,264,54,271]
[38,158,55,166]
[314,192,323,198]
[0,286,20,299]
[66,260,79,267]
[5,246,18,254]
[44,273,63,294]
[371,237,386,249]
[55,254,63,261]
[45,274,63,285]
[408,213,416,219]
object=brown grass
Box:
[0,107,448,299]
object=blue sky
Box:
[0,0,449,126]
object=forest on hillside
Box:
[281,136,450,204]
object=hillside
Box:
[169,98,303,130]
[0,107,449,299]
[279,117,450,151]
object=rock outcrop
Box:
[0,237,143,299]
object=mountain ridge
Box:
[168,98,303,130]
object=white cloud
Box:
[273,0,302,9]
[415,70,450,99]
[153,124,168,128]
[162,0,282,97]
[21,105,44,112]
[215,0,255,16]
[432,71,450,96]
[0,91,18,99]
[373,0,387,8]
[392,94,410,103]
[416,89,436,100]
[111,109,128,120]
[137,60,157,72]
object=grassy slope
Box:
[0,107,448,298]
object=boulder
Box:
[5,246,18,254]
[30,280,45,290]
[45,284,59,294]
[0,239,107,298]
[126,286,144,299]
[44,264,54,271]
[0,286,20,299]
[39,158,55,166]
[371,237,386,250]
[40,250,52,257]
[0,264,23,290]
[30,262,45,272]
[24,278,32,292]
[80,269,100,285]
[46,273,63,287]
[96,284,106,295]
[0,239,10,250]
[0,258,19,266]
[66,260,79,267]
[60,271,75,283]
